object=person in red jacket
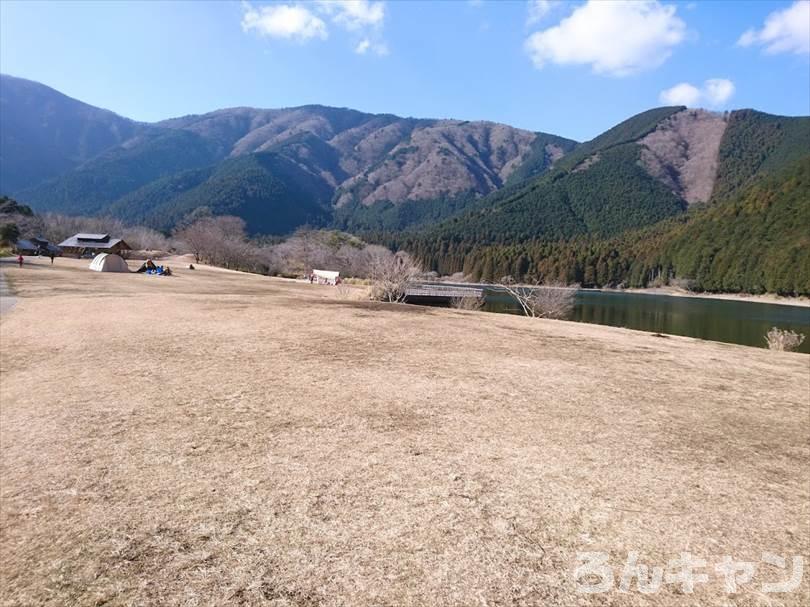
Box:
[17,254,23,268]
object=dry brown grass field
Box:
[1,256,808,606]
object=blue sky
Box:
[1,0,808,141]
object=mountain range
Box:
[1,73,808,293]
[1,74,577,234]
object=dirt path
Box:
[1,257,808,606]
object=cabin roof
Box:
[58,234,130,250]
[74,233,110,242]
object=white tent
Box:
[312,269,340,285]
[89,253,130,273]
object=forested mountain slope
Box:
[3,74,807,292]
[18,129,225,216]
[402,157,810,295]
[108,152,334,235]
[3,76,576,232]
[406,107,808,248]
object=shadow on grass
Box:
[314,298,438,315]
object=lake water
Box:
[482,289,810,353]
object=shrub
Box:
[450,296,484,311]
[765,327,806,352]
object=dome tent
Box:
[88,253,130,273]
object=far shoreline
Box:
[596,286,810,308]
[432,275,810,308]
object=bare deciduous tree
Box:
[496,276,578,319]
[368,250,422,302]
[174,216,250,267]
[122,226,171,252]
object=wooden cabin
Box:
[58,233,132,258]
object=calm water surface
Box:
[483,289,810,353]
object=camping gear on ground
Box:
[136,259,157,273]
[89,253,130,273]
[144,264,172,276]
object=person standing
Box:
[49,253,55,265]
[17,254,23,268]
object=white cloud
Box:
[659,78,735,108]
[738,1,810,55]
[524,0,687,76]
[242,1,388,55]
[318,1,387,55]
[241,3,327,41]
[527,1,557,25]
[703,78,735,106]
[659,82,701,106]
[317,1,385,30]
[354,37,388,55]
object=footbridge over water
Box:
[404,283,485,304]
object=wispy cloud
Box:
[355,37,388,56]
[738,0,809,56]
[660,78,735,108]
[317,1,384,31]
[242,1,388,55]
[526,0,559,26]
[241,3,327,41]
[524,0,686,76]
